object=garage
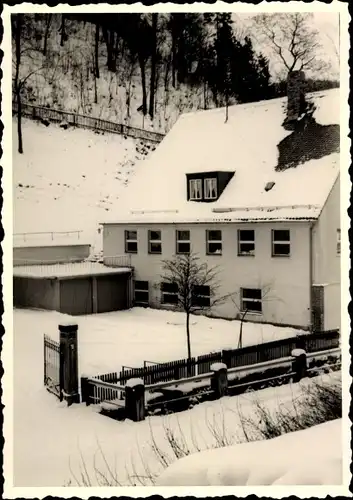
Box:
[60,277,93,315]
[96,274,129,313]
[13,261,133,316]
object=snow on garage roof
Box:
[102,88,339,225]
[13,261,131,279]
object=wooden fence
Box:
[120,358,197,385]
[13,101,165,143]
[86,329,339,388]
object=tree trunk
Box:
[16,90,23,154]
[138,54,147,115]
[103,27,116,72]
[171,34,177,88]
[14,15,23,154]
[238,310,247,348]
[186,311,192,375]
[93,65,98,104]
[60,15,66,47]
[148,13,158,119]
[43,14,52,56]
[164,55,171,92]
[95,22,100,78]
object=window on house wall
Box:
[176,230,190,254]
[206,230,222,255]
[134,280,149,306]
[272,229,290,257]
[238,229,255,256]
[148,230,162,254]
[192,285,211,307]
[241,288,262,313]
[125,230,138,253]
[161,282,179,304]
[189,179,202,200]
[204,178,217,200]
[337,228,341,255]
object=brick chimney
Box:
[284,70,306,128]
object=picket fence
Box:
[13,101,165,143]
[94,329,339,388]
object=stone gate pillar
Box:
[59,322,80,406]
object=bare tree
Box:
[230,284,277,349]
[253,13,328,76]
[160,252,230,372]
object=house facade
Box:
[101,72,341,331]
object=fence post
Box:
[291,348,307,382]
[59,322,80,406]
[210,362,228,399]
[80,376,90,405]
[125,378,145,422]
[221,349,232,368]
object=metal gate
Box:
[44,334,63,400]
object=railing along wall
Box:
[13,101,165,143]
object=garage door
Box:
[96,274,129,313]
[60,278,93,315]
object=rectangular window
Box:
[204,178,217,199]
[241,288,262,313]
[192,285,211,308]
[272,229,290,257]
[148,230,162,254]
[206,230,222,255]
[176,230,190,254]
[337,229,341,255]
[134,280,149,306]
[161,282,179,305]
[189,179,202,200]
[125,230,138,253]
[238,229,255,256]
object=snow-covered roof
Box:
[102,88,339,225]
[13,261,131,279]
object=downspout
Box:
[309,222,314,332]
[128,269,134,309]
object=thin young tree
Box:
[160,252,229,373]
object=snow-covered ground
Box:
[13,118,153,253]
[156,418,342,486]
[14,307,307,376]
[13,308,342,488]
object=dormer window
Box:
[186,171,234,202]
[204,178,217,199]
[189,179,202,200]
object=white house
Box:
[101,73,340,331]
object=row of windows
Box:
[134,281,263,313]
[125,229,291,257]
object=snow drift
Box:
[156,418,342,486]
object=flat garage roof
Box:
[13,261,132,279]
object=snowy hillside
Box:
[13,118,154,253]
[16,17,219,134]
